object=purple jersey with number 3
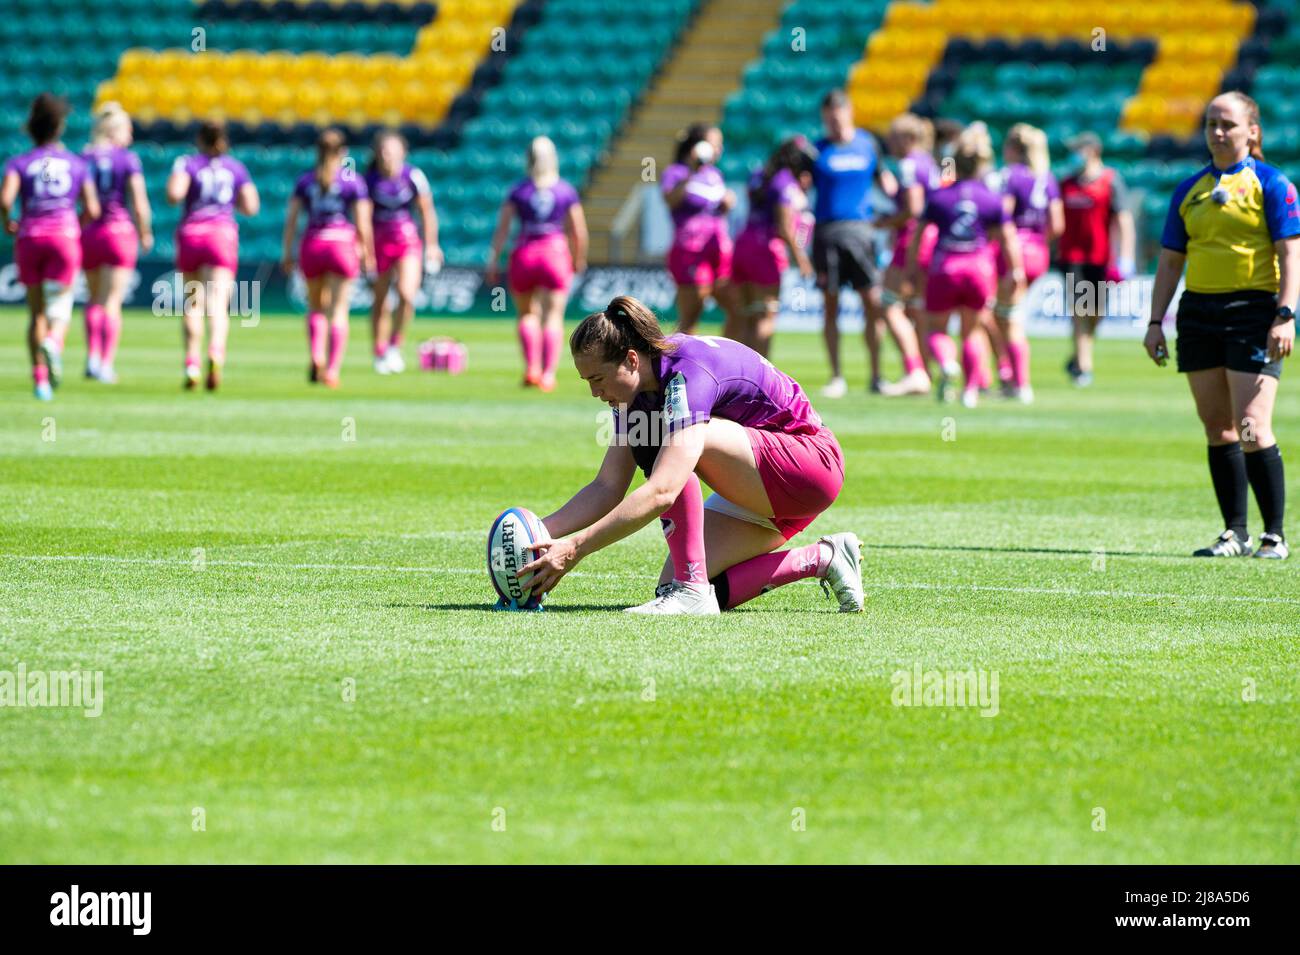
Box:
[1001,162,1059,236]
[83,145,141,223]
[175,153,251,226]
[4,145,88,235]
[923,178,1009,254]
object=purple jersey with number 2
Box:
[923,178,1009,254]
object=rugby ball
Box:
[487,507,548,609]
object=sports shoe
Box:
[1253,533,1289,559]
[205,360,222,392]
[1074,370,1093,388]
[1014,385,1034,404]
[1193,529,1253,557]
[879,369,931,397]
[96,364,117,385]
[372,356,390,376]
[624,580,720,615]
[818,532,864,612]
[384,345,405,374]
[85,355,101,379]
[821,376,848,399]
[41,339,62,389]
[538,374,556,393]
[322,371,341,389]
[936,362,960,403]
[1000,379,1017,400]
[961,388,979,409]
[868,376,884,395]
[34,382,53,401]
[311,362,324,383]
[522,370,541,388]
[183,365,201,391]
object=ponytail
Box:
[569,295,676,364]
[315,127,346,190]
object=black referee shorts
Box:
[813,220,878,292]
[1175,289,1282,379]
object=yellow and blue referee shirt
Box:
[1161,156,1300,293]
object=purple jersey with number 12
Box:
[175,153,251,226]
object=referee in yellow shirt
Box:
[1146,92,1300,558]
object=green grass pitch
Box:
[0,306,1296,864]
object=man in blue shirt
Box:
[812,89,925,397]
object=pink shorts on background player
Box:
[667,228,733,287]
[300,229,360,280]
[508,233,573,293]
[926,248,997,313]
[890,220,939,271]
[374,220,421,275]
[996,232,1049,282]
[748,425,845,540]
[82,218,139,270]
[16,226,81,286]
[731,228,787,286]
[175,220,239,273]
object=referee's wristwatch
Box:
[1276,305,1296,325]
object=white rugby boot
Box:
[624,581,720,615]
[818,532,865,612]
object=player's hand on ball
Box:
[1144,323,1169,366]
[520,536,577,595]
[1268,318,1294,362]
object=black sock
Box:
[1207,443,1249,539]
[1244,445,1286,538]
[709,572,731,611]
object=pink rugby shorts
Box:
[300,228,360,280]
[16,226,81,286]
[508,232,573,293]
[175,219,239,273]
[81,218,139,270]
[925,247,997,313]
[747,425,845,540]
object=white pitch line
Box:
[877,580,1300,607]
[1,553,1298,606]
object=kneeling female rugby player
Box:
[520,295,863,614]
